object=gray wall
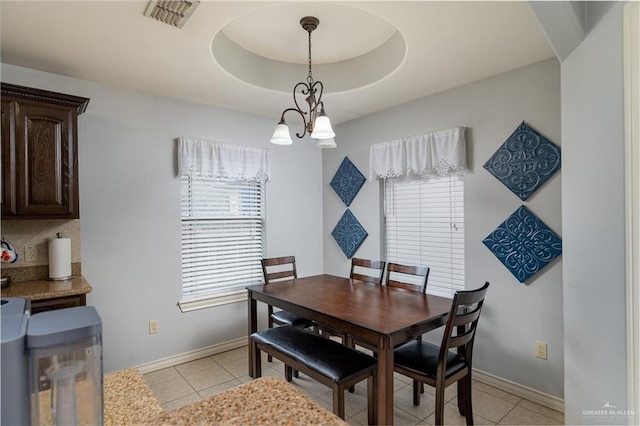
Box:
[0,63,325,373]
[324,58,564,398]
[561,2,628,423]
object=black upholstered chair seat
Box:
[394,340,467,380]
[251,325,377,383]
[271,310,314,328]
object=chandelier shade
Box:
[270,16,336,148]
[270,119,293,145]
[316,138,337,149]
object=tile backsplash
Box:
[1,219,81,269]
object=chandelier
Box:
[270,16,336,148]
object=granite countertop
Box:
[104,369,345,425]
[104,369,164,426]
[147,376,346,426]
[0,275,92,300]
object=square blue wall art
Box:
[330,157,366,207]
[483,122,561,201]
[331,209,368,259]
[483,205,562,284]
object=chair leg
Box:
[463,375,474,425]
[293,369,299,378]
[285,365,293,382]
[413,379,421,406]
[435,382,445,425]
[457,377,466,415]
[267,316,274,363]
[345,334,355,393]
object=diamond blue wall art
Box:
[483,122,561,201]
[331,209,368,259]
[483,205,562,284]
[330,157,366,207]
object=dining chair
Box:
[349,262,430,353]
[384,262,430,292]
[393,281,490,425]
[261,256,314,364]
[350,258,386,285]
[322,258,387,374]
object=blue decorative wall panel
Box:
[331,209,368,259]
[483,122,561,201]
[483,205,562,283]
[330,157,366,207]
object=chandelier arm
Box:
[292,81,311,117]
[309,80,324,115]
[280,107,309,139]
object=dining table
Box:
[246,274,453,425]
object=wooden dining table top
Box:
[246,273,452,340]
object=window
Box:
[177,137,270,311]
[384,173,464,297]
[181,175,265,301]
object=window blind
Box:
[384,173,464,297]
[181,175,265,298]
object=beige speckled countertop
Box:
[0,275,91,300]
[105,369,164,425]
[104,369,344,425]
[147,376,346,426]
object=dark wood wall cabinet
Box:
[1,83,90,219]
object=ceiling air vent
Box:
[143,0,200,29]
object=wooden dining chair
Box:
[324,258,386,354]
[261,256,314,364]
[348,262,430,354]
[384,262,430,292]
[350,258,386,285]
[393,282,490,425]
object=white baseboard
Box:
[135,337,247,374]
[134,338,564,415]
[473,368,565,413]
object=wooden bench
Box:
[251,325,377,424]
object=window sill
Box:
[178,289,246,313]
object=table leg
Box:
[248,292,257,378]
[377,336,394,425]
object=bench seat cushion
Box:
[251,325,376,384]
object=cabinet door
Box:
[15,101,79,218]
[1,100,17,215]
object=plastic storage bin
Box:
[27,306,103,426]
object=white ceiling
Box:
[0,1,555,126]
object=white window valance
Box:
[369,126,467,181]
[178,137,271,184]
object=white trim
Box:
[473,368,564,414]
[178,290,247,312]
[624,2,640,424]
[135,337,247,374]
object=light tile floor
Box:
[143,345,564,425]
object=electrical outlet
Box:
[149,320,159,335]
[24,245,38,262]
[535,341,547,360]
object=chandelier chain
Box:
[307,29,314,85]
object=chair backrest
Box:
[350,258,386,285]
[384,262,430,293]
[439,282,490,366]
[261,256,297,284]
